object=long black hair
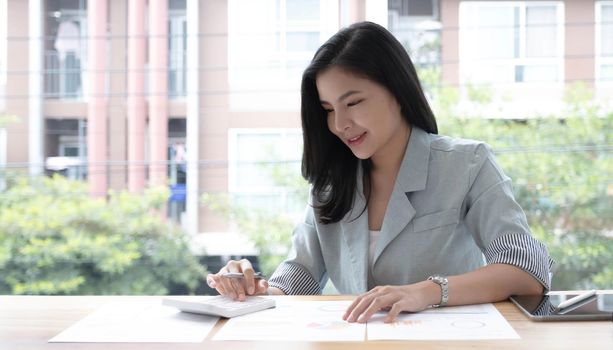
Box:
[301,21,437,224]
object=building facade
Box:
[0,0,611,236]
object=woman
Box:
[207,21,553,323]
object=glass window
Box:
[44,0,88,100]
[228,0,325,110]
[0,0,6,86]
[460,1,563,85]
[388,0,441,74]
[601,65,613,81]
[229,129,306,217]
[525,5,557,58]
[0,0,6,110]
[597,2,613,82]
[286,0,319,21]
[44,118,87,180]
[169,4,187,98]
[601,4,613,56]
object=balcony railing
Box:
[43,49,186,99]
[44,50,83,100]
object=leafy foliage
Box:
[201,160,307,277]
[0,114,19,128]
[204,81,612,290]
[432,82,613,290]
[0,175,205,295]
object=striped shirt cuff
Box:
[268,262,322,295]
[484,233,555,291]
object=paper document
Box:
[213,299,365,341]
[49,299,218,343]
[367,303,520,340]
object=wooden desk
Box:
[1,295,611,350]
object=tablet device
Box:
[509,292,613,321]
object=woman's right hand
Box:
[206,259,269,301]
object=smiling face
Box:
[316,66,410,164]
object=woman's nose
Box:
[332,109,351,132]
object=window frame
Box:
[0,0,6,111]
[596,1,613,84]
[0,0,6,87]
[228,128,304,217]
[44,8,88,100]
[168,9,187,98]
[227,0,335,111]
[459,1,565,86]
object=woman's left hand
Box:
[343,282,437,323]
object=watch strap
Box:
[427,275,449,307]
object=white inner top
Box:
[369,230,381,267]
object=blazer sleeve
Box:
[464,144,555,291]
[268,204,327,295]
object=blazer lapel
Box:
[373,127,431,266]
[340,164,369,293]
[373,186,416,264]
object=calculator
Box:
[162,295,276,318]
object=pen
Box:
[222,272,265,279]
[556,289,597,310]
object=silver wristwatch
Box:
[427,275,449,307]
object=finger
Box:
[384,301,406,323]
[213,265,232,295]
[346,294,379,323]
[222,261,243,298]
[344,286,385,319]
[215,275,231,296]
[256,279,269,295]
[206,274,216,288]
[356,295,394,323]
[229,277,247,301]
[343,295,365,320]
[218,273,238,298]
[226,260,242,273]
[208,274,229,296]
[239,259,256,295]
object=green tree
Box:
[433,83,613,290]
[0,114,19,127]
[0,175,206,295]
[202,160,308,278]
[204,81,612,291]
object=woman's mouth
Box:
[347,132,366,146]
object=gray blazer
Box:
[269,127,553,295]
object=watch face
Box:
[429,275,445,284]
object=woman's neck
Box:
[370,124,411,179]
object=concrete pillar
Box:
[148,0,169,189]
[108,0,128,191]
[28,0,43,177]
[342,0,364,25]
[87,0,108,197]
[128,0,146,192]
[185,0,200,235]
[440,0,459,87]
[565,0,595,88]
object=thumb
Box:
[206,274,217,288]
[257,279,269,295]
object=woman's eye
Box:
[323,107,334,113]
[347,99,363,107]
